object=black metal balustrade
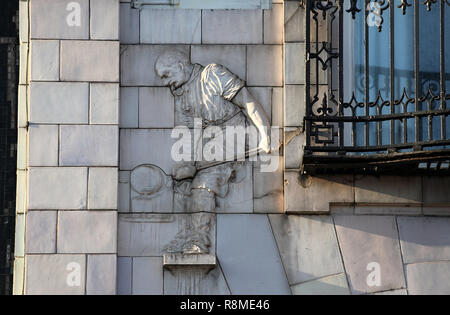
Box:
[303,0,450,174]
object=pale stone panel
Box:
[270,215,343,284]
[28,167,88,210]
[334,215,406,294]
[398,217,450,264]
[15,214,25,257]
[291,273,350,295]
[30,0,89,39]
[284,1,305,42]
[120,3,139,44]
[28,125,59,167]
[272,87,283,127]
[60,125,119,166]
[285,85,305,127]
[90,0,119,40]
[118,213,216,257]
[191,45,247,81]
[423,176,450,203]
[253,157,284,213]
[216,163,253,213]
[58,211,117,254]
[86,255,117,295]
[132,257,163,295]
[202,10,262,44]
[120,87,139,128]
[90,83,120,125]
[117,257,132,295]
[354,176,422,204]
[406,262,450,295]
[140,9,201,44]
[354,205,421,216]
[284,129,304,169]
[119,171,131,213]
[88,168,119,210]
[30,82,89,124]
[120,129,178,173]
[247,45,283,87]
[264,3,284,44]
[26,255,86,295]
[139,87,175,128]
[374,289,408,295]
[121,45,189,86]
[285,173,353,213]
[285,43,305,84]
[26,211,57,254]
[217,214,291,295]
[60,41,119,82]
[30,40,59,81]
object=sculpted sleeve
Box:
[202,64,245,101]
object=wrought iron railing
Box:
[303,0,450,174]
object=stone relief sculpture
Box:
[131,50,272,256]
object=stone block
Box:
[58,211,117,253]
[247,45,283,87]
[285,173,353,213]
[60,41,119,82]
[406,262,450,295]
[140,9,201,44]
[191,45,246,80]
[90,83,119,125]
[31,40,59,81]
[28,167,88,210]
[284,129,304,169]
[118,171,130,213]
[28,124,59,167]
[132,257,163,295]
[272,87,283,127]
[264,4,284,44]
[374,289,408,295]
[117,257,132,295]
[86,255,117,295]
[291,273,350,295]
[90,0,119,40]
[30,0,89,39]
[354,205,421,215]
[60,125,119,167]
[423,176,450,203]
[120,87,139,128]
[285,43,305,85]
[285,85,305,127]
[88,168,118,210]
[269,215,344,285]
[398,217,450,264]
[253,158,284,213]
[30,82,89,124]
[121,45,189,86]
[26,255,86,295]
[284,1,305,42]
[26,211,57,254]
[120,3,139,44]
[334,215,406,294]
[202,10,262,44]
[217,214,291,295]
[139,87,174,128]
[354,176,422,204]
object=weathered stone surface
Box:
[88,168,118,210]
[28,167,87,210]
[60,41,119,82]
[60,125,119,166]
[119,171,130,213]
[291,273,350,295]
[284,129,304,169]
[86,255,117,295]
[285,85,305,127]
[398,217,450,264]
[121,45,189,86]
[140,9,201,44]
[284,1,305,42]
[120,87,138,128]
[423,176,450,203]
[216,163,253,213]
[334,215,406,294]
[374,289,408,295]
[26,255,86,295]
[58,211,117,253]
[26,211,57,254]
[139,88,174,128]
[31,40,59,81]
[354,176,422,204]
[285,43,305,84]
[28,124,59,167]
[217,214,291,295]
[254,158,284,213]
[406,262,450,295]
[247,87,272,124]
[90,0,119,40]
[30,0,89,39]
[247,45,283,87]
[272,87,283,127]
[163,254,216,268]
[117,257,132,295]
[90,83,119,125]
[132,257,163,295]
[269,215,344,285]
[202,10,262,44]
[191,45,246,80]
[354,205,421,215]
[285,173,353,213]
[264,4,284,44]
[30,82,89,124]
[120,3,139,44]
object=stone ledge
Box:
[163,254,216,270]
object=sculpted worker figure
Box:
[155,50,271,254]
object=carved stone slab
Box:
[163,254,216,270]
